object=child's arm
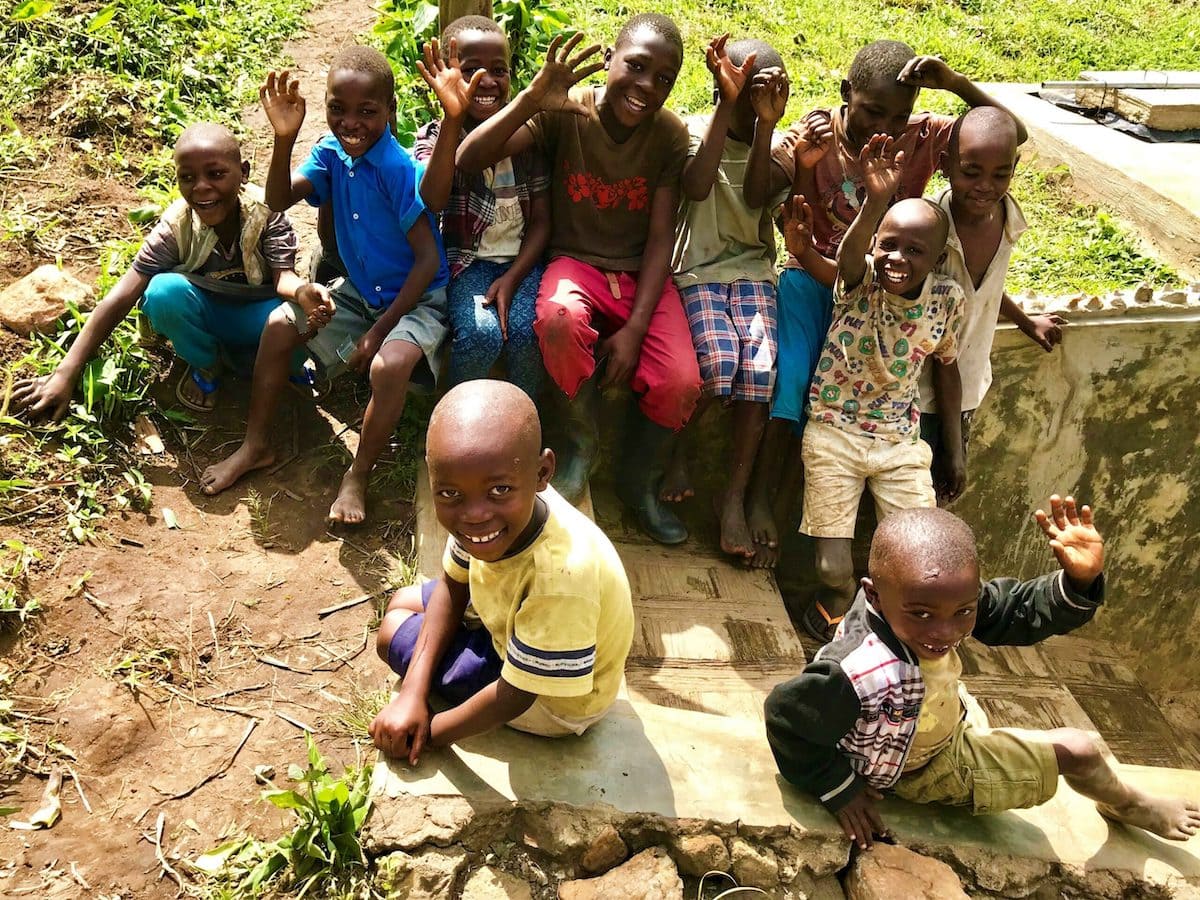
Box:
[1000,293,1065,352]
[680,35,756,202]
[485,191,550,341]
[428,677,536,747]
[929,358,965,501]
[273,269,335,332]
[345,214,441,373]
[742,69,791,209]
[370,575,471,765]
[598,183,675,388]
[897,57,1028,145]
[260,71,316,211]
[457,32,603,173]
[11,268,151,421]
[415,39,486,212]
[835,135,905,291]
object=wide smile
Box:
[624,94,647,116]
[460,527,505,547]
[918,639,961,656]
[880,265,910,289]
[338,131,367,148]
[473,95,500,108]
[191,198,222,210]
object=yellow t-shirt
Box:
[442,485,634,721]
[903,649,967,772]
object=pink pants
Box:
[534,257,701,430]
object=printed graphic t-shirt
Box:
[526,86,688,271]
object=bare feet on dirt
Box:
[717,490,754,561]
[659,451,694,503]
[1097,794,1200,841]
[200,442,275,494]
[328,467,370,524]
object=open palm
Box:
[706,34,754,104]
[858,134,904,202]
[417,39,483,121]
[529,32,604,116]
[260,70,306,138]
[1035,495,1104,588]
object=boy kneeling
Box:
[766,498,1200,848]
[371,380,634,761]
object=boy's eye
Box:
[491,67,509,78]
[627,60,643,71]
[658,73,675,86]
[913,611,931,620]
[436,489,460,500]
[957,607,976,617]
[489,485,512,497]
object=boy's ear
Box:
[603,46,614,70]
[240,160,251,183]
[1013,150,1022,169]
[840,79,852,104]
[936,249,947,268]
[862,577,879,610]
[536,448,555,492]
[937,149,948,176]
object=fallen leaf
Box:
[133,415,164,455]
[10,767,62,830]
[162,508,179,529]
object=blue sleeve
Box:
[296,139,332,208]
[382,149,426,234]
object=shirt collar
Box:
[328,130,397,170]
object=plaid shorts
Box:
[681,280,777,403]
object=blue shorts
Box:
[386,580,502,705]
[771,268,834,436]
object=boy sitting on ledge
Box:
[765,497,1200,849]
[371,380,633,763]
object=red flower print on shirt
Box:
[566,172,592,202]
[561,162,648,213]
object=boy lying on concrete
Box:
[765,497,1200,849]
[370,380,633,762]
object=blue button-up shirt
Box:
[299,132,449,307]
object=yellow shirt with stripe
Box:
[442,485,634,721]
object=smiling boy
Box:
[200,47,450,524]
[370,380,633,761]
[766,498,1200,849]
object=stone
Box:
[362,795,480,854]
[375,846,468,899]
[520,805,614,860]
[1085,295,1104,311]
[1161,290,1188,305]
[580,824,627,874]
[1134,282,1154,303]
[843,844,968,900]
[1067,293,1085,310]
[670,833,730,877]
[1109,294,1127,312]
[730,837,780,888]
[0,265,94,336]
[557,847,683,900]
[461,865,534,900]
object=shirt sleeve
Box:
[521,145,550,195]
[657,114,689,190]
[412,121,437,163]
[261,211,299,272]
[501,587,600,698]
[441,537,470,584]
[130,218,181,276]
[296,140,332,208]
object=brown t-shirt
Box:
[526,86,688,271]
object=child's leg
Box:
[866,438,937,522]
[533,258,605,400]
[447,260,505,386]
[374,583,426,663]
[500,263,545,401]
[141,274,225,409]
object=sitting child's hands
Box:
[706,33,756,106]
[858,133,905,203]
[597,326,644,390]
[482,274,516,341]
[1035,495,1103,593]
[781,195,815,258]
[791,110,833,169]
[370,693,433,766]
[10,371,75,422]
[417,38,486,123]
[896,55,961,93]
[749,68,789,126]
[260,70,306,139]
[295,282,335,332]
[528,32,604,117]
[835,785,889,850]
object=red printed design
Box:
[562,161,649,212]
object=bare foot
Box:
[1097,794,1200,841]
[717,491,754,560]
[200,443,275,495]
[659,451,693,504]
[746,491,779,548]
[746,542,778,569]
[328,468,370,525]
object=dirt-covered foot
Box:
[328,468,370,525]
[1097,794,1200,841]
[746,491,779,549]
[658,449,693,504]
[717,490,754,560]
[200,443,275,495]
[746,541,779,569]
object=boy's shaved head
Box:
[427,380,542,464]
[727,39,785,77]
[950,105,1022,159]
[883,197,950,252]
[442,14,504,47]
[869,508,979,587]
[329,45,395,98]
[847,39,916,92]
[175,123,241,163]
[616,13,683,58]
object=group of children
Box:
[12,12,1198,851]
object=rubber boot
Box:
[617,404,688,545]
[549,378,599,504]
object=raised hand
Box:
[749,67,789,126]
[260,70,306,139]
[417,38,485,123]
[706,34,756,105]
[897,55,959,92]
[793,109,833,169]
[858,133,905,202]
[527,32,604,116]
[1035,495,1104,592]
[781,195,815,258]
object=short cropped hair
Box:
[616,13,683,59]
[727,39,785,77]
[847,39,916,92]
[442,14,505,51]
[869,508,979,583]
[949,105,1022,158]
[329,45,395,98]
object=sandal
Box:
[176,366,220,412]
[801,599,844,644]
[287,364,328,401]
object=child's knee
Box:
[369,342,420,389]
[141,273,193,325]
[814,539,855,590]
[374,584,423,662]
[1051,728,1104,776]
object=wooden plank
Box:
[1077,70,1200,131]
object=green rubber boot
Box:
[549,379,599,504]
[617,404,688,545]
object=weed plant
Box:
[0,539,41,629]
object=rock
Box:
[730,838,780,888]
[0,265,94,336]
[580,825,627,874]
[670,833,729,877]
[1109,293,1127,312]
[362,795,488,854]
[843,844,968,900]
[520,806,614,860]
[376,847,468,899]
[558,847,683,900]
[1133,282,1154,303]
[1160,290,1187,305]
[461,865,533,900]
[1066,293,1085,310]
[1084,294,1103,311]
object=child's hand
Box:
[527,32,604,117]
[935,446,966,503]
[1035,495,1104,592]
[858,133,905,202]
[835,786,889,850]
[792,110,833,169]
[897,55,961,93]
[482,275,515,341]
[749,67,789,126]
[295,282,335,331]
[781,195,815,258]
[597,325,644,389]
[10,371,75,422]
[1023,313,1066,352]
[369,693,433,765]
[347,328,383,374]
[260,70,306,139]
[706,34,756,106]
[417,38,486,123]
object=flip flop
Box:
[287,364,329,401]
[801,599,844,644]
[176,366,220,413]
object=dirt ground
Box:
[0,1,402,895]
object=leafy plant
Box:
[0,539,42,630]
